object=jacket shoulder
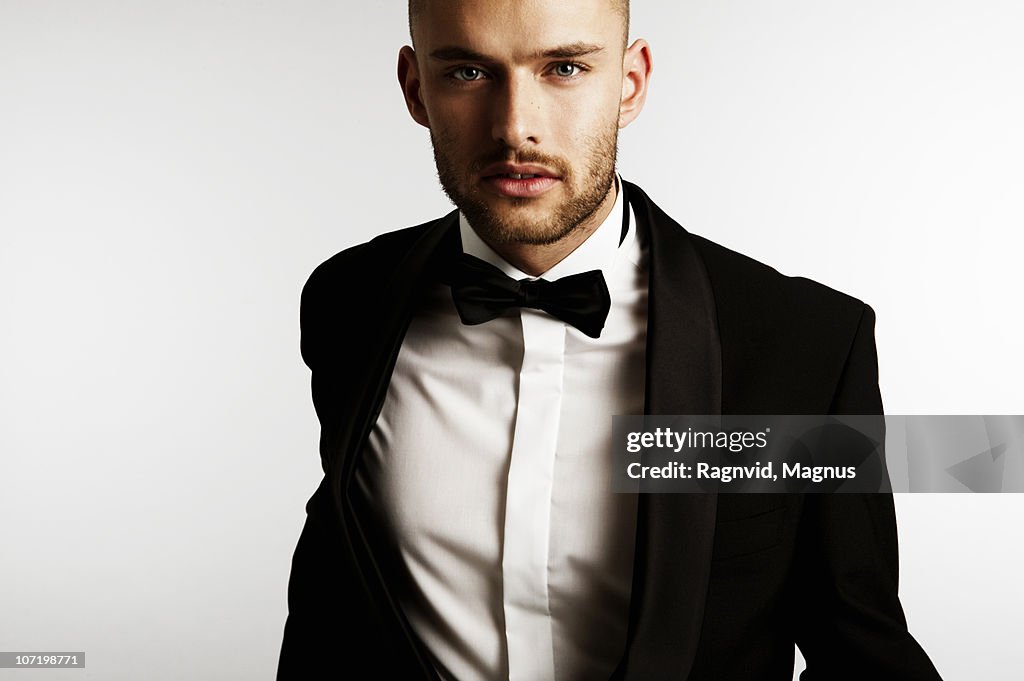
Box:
[684,230,878,414]
[304,217,446,294]
[298,213,453,368]
[627,179,868,322]
[687,231,867,320]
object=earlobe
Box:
[398,46,431,129]
[618,39,653,129]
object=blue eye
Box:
[452,66,486,81]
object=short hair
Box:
[408,0,630,48]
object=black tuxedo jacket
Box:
[278,181,941,680]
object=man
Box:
[278,1,942,679]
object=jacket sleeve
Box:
[278,249,439,680]
[278,258,383,678]
[794,304,943,680]
[278,264,360,679]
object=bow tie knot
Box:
[447,254,612,339]
[516,279,544,306]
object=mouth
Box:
[480,164,562,199]
[492,172,543,179]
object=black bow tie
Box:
[448,254,611,339]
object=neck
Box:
[482,182,619,277]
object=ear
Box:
[618,39,653,129]
[398,46,431,129]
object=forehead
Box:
[413,0,624,57]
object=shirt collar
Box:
[460,175,627,282]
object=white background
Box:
[1,1,1022,679]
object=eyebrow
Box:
[429,42,605,63]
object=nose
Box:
[490,72,541,149]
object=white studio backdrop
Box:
[1,1,1021,679]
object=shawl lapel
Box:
[331,212,459,681]
[612,181,722,680]
[332,213,460,499]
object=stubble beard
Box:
[430,121,620,246]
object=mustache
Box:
[470,149,572,177]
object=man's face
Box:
[403,0,631,246]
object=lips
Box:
[481,164,561,198]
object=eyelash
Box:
[446,62,589,83]
[551,62,587,78]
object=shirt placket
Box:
[501,307,566,681]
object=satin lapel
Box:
[615,182,722,680]
[330,211,460,496]
[329,211,459,681]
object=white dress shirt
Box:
[355,180,649,681]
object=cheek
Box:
[554,86,622,132]
[431,101,489,141]
[425,83,481,115]
[561,110,617,151]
